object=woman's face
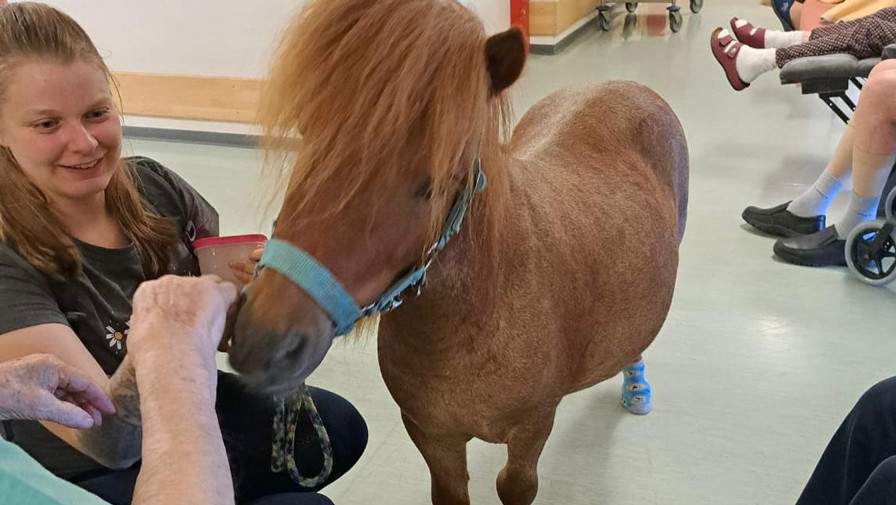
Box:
[0,59,121,205]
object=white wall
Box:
[17,0,303,78]
[21,0,510,78]
[14,0,510,134]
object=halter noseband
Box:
[257,158,486,336]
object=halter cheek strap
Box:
[257,159,486,337]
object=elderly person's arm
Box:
[0,275,238,505]
[126,275,237,505]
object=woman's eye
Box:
[33,120,59,131]
[86,108,110,120]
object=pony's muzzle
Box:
[228,301,334,395]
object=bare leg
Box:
[833,61,896,236]
[852,62,896,167]
[789,61,896,223]
[787,124,854,218]
[496,411,556,505]
[402,413,471,505]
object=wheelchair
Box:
[777,39,896,285]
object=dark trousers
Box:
[75,373,367,505]
[796,377,896,505]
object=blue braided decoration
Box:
[621,360,652,415]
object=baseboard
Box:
[122,125,259,148]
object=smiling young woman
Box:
[0,4,366,504]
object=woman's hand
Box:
[228,246,264,285]
[0,354,115,429]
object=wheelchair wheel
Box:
[625,2,638,12]
[885,186,896,220]
[669,9,683,32]
[845,219,896,286]
[690,0,703,13]
[599,9,611,31]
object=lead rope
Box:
[271,384,334,488]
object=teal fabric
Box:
[0,438,110,505]
[258,239,363,335]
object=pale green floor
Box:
[125,1,896,503]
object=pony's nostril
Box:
[263,332,310,370]
[281,333,310,363]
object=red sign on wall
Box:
[510,0,530,40]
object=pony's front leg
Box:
[496,410,556,505]
[401,413,471,505]
[622,355,652,415]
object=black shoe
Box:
[742,201,825,237]
[773,226,847,267]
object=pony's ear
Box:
[485,26,527,95]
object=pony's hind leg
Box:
[401,413,471,505]
[496,410,556,505]
[622,355,653,415]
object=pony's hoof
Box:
[621,388,653,415]
[621,360,652,415]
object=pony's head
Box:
[229,0,526,394]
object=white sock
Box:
[788,171,844,218]
[832,149,896,237]
[730,42,777,83]
[763,30,805,49]
[788,125,855,217]
[834,192,880,238]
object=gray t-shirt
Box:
[0,157,219,477]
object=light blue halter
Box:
[258,158,486,336]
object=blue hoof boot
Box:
[621,359,652,415]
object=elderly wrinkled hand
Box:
[128,275,239,363]
[0,354,115,429]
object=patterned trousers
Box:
[777,7,896,67]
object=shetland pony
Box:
[229,1,688,503]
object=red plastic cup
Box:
[193,234,268,286]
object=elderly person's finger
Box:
[55,362,116,416]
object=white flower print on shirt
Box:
[105,320,130,352]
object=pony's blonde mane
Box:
[257,0,512,237]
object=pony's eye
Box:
[415,178,433,200]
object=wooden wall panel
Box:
[530,0,599,37]
[529,0,558,36]
[113,73,262,123]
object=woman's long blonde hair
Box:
[0,2,176,280]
